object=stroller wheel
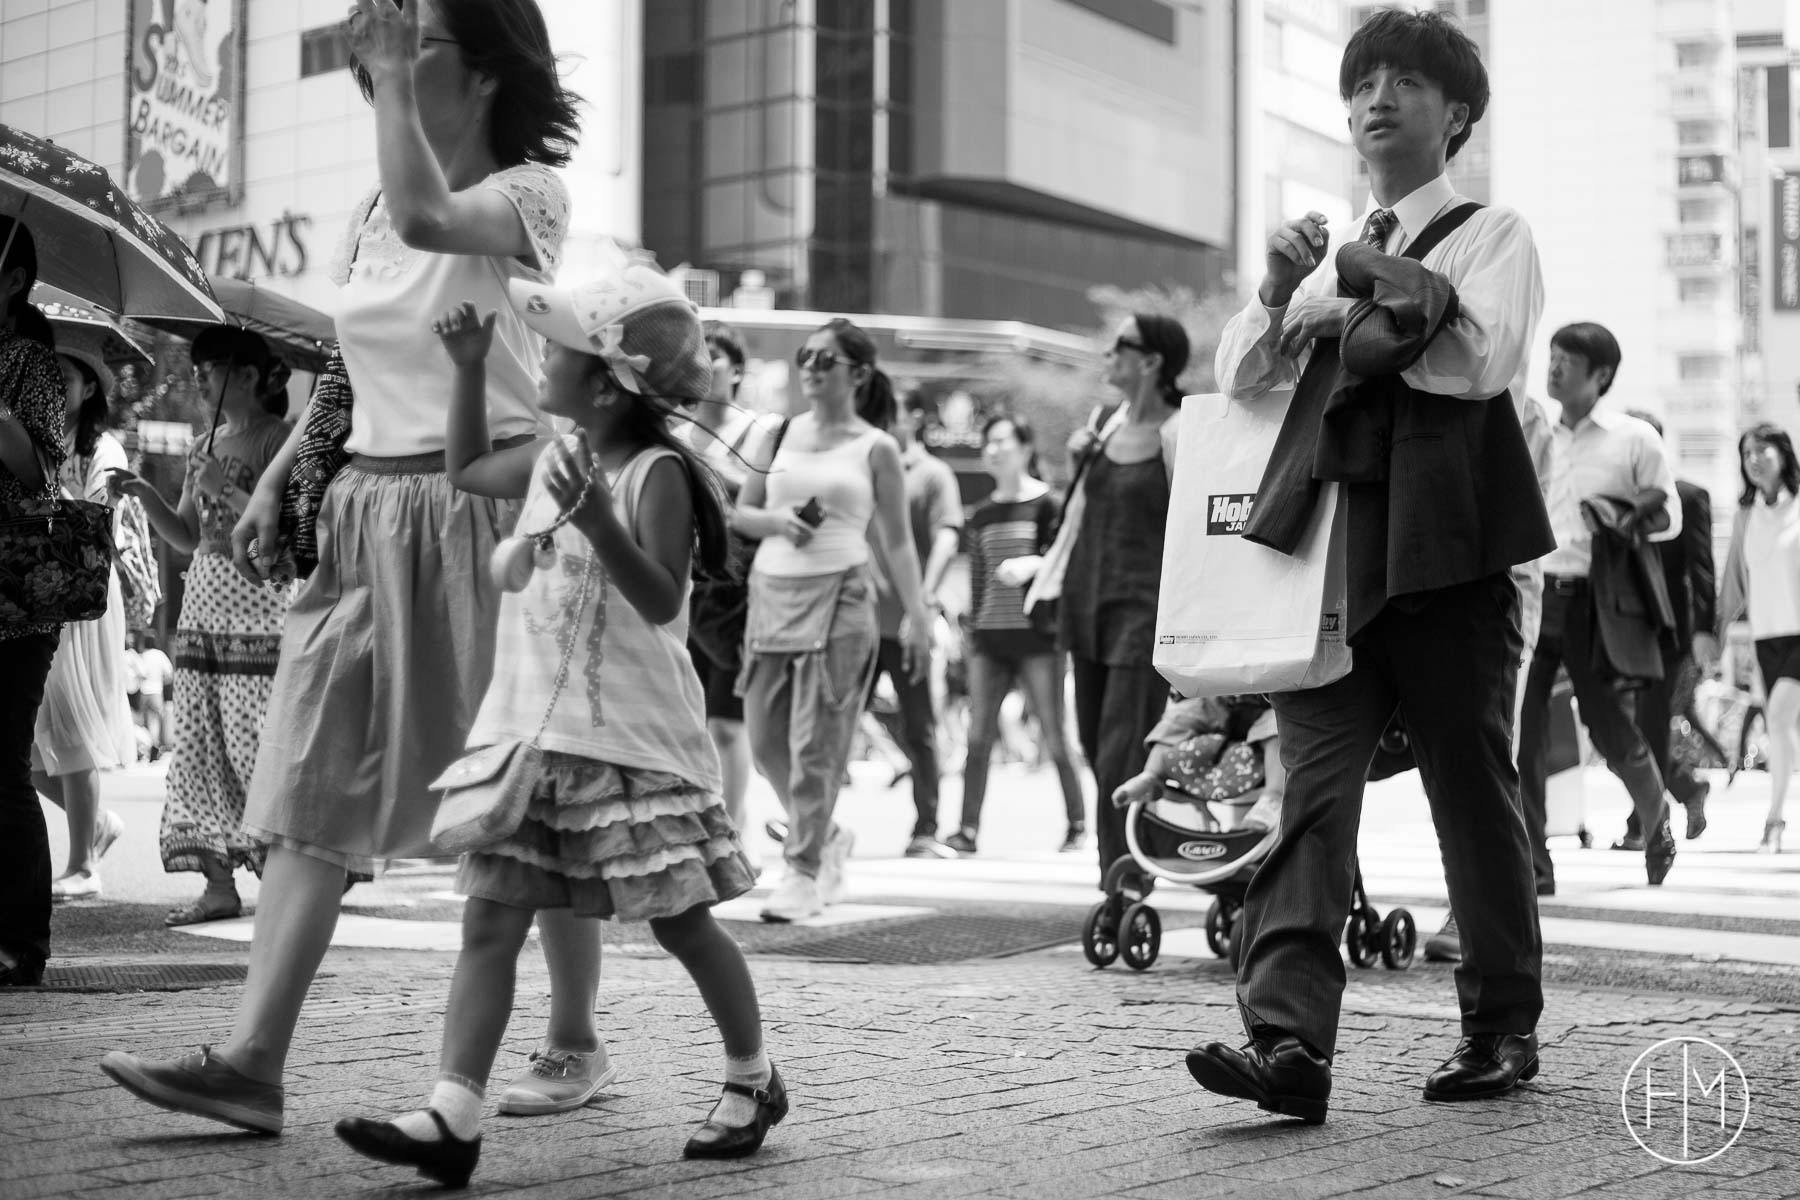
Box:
[1205,899,1231,959]
[1082,898,1120,968]
[1345,911,1378,968]
[1380,908,1417,970]
[1120,902,1161,971]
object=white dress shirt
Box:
[1215,173,1544,417]
[1541,406,1681,579]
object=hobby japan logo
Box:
[1207,494,1256,535]
[1621,1037,1749,1164]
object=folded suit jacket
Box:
[1581,492,1679,685]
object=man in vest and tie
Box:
[1190,9,1551,1124]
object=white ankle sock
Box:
[392,1078,484,1142]
[711,1049,772,1127]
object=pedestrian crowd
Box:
[0,1,1796,1187]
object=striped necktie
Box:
[1363,208,1397,250]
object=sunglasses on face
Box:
[795,347,846,372]
[1111,336,1150,356]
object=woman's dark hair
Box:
[192,325,293,418]
[353,0,582,168]
[703,322,746,372]
[1,216,51,350]
[1738,422,1800,508]
[1131,312,1190,407]
[1339,9,1489,161]
[982,411,1041,477]
[820,317,896,432]
[589,358,732,579]
[60,356,110,459]
[1550,322,1623,397]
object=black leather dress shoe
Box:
[1646,819,1677,886]
[0,960,44,987]
[335,1111,480,1188]
[1185,1029,1330,1124]
[684,1066,788,1159]
[1422,1032,1538,1102]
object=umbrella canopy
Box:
[33,285,157,371]
[0,123,223,323]
[138,275,336,373]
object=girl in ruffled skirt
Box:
[336,263,777,1187]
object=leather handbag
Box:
[0,445,114,625]
[429,495,596,854]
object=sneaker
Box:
[93,810,125,861]
[904,835,958,859]
[1057,827,1086,854]
[99,1045,283,1134]
[497,1046,619,1115]
[1423,913,1462,963]
[760,870,823,923]
[943,830,978,855]
[818,825,855,904]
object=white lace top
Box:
[329,162,570,457]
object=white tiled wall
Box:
[1,0,126,176]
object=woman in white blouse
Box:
[101,0,582,1131]
[1720,423,1800,854]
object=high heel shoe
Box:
[335,1111,480,1188]
[682,1065,788,1160]
[1757,820,1786,854]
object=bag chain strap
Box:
[527,553,591,751]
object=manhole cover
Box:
[31,963,249,993]
[757,913,1083,965]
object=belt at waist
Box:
[1545,574,1589,595]
[347,434,537,477]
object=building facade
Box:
[641,0,1239,330]
[0,0,643,319]
[1736,0,1800,446]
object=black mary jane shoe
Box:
[335,1110,480,1189]
[683,1066,789,1160]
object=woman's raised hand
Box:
[345,0,419,85]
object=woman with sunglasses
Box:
[1027,314,1188,896]
[101,0,585,1134]
[109,327,293,927]
[734,320,931,922]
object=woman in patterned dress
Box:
[0,217,69,987]
[100,0,584,1134]
[30,334,136,902]
[110,326,294,925]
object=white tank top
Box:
[753,425,883,576]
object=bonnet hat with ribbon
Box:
[508,259,711,406]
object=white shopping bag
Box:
[1154,392,1350,698]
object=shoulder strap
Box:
[1401,201,1484,264]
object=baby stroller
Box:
[1083,695,1417,974]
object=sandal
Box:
[164,893,243,927]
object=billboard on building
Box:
[1775,174,1800,312]
[125,0,247,214]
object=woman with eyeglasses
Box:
[101,0,586,1134]
[109,327,294,926]
[734,320,931,922]
[1026,314,1188,895]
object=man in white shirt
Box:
[1521,323,1682,895]
[1187,9,1550,1124]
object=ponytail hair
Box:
[1132,312,1190,407]
[817,316,895,431]
[191,325,291,417]
[600,366,733,579]
[1,216,51,351]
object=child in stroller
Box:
[1084,693,1416,973]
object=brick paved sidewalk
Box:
[2,946,1795,1199]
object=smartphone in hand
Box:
[795,497,825,528]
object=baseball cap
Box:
[508,262,712,404]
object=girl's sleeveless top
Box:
[467,441,721,791]
[752,425,883,577]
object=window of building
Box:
[1678,277,1720,304]
[1677,354,1726,381]
[1466,0,1487,14]
[1265,16,1284,70]
[300,24,353,78]
[1059,0,1177,44]
[1678,197,1717,224]
[1677,119,1720,146]
[1676,430,1724,468]
[1675,42,1719,70]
